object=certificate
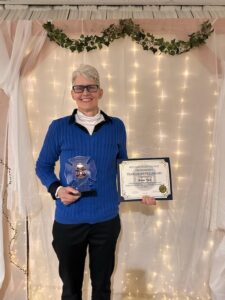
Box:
[117,157,173,201]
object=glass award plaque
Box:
[117,157,173,201]
[64,156,97,192]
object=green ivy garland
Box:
[43,19,213,56]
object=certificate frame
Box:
[117,157,173,201]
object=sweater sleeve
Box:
[117,119,128,160]
[36,120,61,190]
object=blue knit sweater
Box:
[36,109,127,224]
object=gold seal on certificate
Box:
[117,158,173,201]
[159,184,167,194]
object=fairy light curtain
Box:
[1,18,225,300]
[208,69,225,300]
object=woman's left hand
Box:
[141,195,156,205]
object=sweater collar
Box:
[69,109,112,125]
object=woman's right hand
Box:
[57,186,81,205]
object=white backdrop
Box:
[1,19,225,300]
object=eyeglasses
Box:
[72,85,99,93]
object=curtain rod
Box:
[0,0,225,6]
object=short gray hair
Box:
[72,64,100,86]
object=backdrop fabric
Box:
[0,18,225,300]
[0,89,8,289]
[0,20,45,295]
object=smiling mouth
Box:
[81,98,93,102]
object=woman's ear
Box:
[71,89,75,100]
[99,88,103,99]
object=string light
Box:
[158,131,167,142]
[53,53,60,61]
[178,110,188,117]
[28,76,37,84]
[154,67,161,75]
[16,41,217,300]
[130,89,138,96]
[175,150,182,156]
[107,73,112,80]
[183,70,189,77]
[108,87,114,93]
[159,90,167,101]
[155,80,161,87]
[27,86,34,93]
[130,75,137,83]
[206,116,214,123]
[1,160,27,275]
[101,62,108,68]
[131,44,139,53]
[51,80,60,88]
[102,48,109,53]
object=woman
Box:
[36,64,156,300]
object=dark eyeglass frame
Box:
[72,85,99,93]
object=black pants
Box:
[52,215,121,300]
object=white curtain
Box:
[208,62,225,300]
[0,89,8,289]
[0,21,44,216]
[0,21,45,298]
[1,18,225,300]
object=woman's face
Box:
[71,75,103,115]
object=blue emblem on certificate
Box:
[64,156,97,192]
